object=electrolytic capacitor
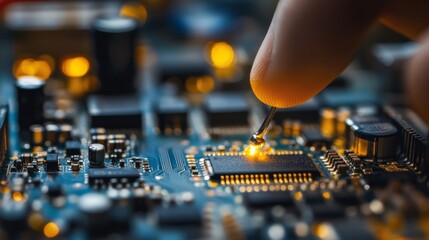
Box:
[88,143,105,168]
[346,116,398,161]
[16,76,45,131]
[92,16,139,95]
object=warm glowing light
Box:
[243,145,268,161]
[12,192,24,202]
[294,191,303,201]
[313,223,334,239]
[62,56,90,78]
[44,222,60,238]
[322,191,331,200]
[186,76,215,93]
[209,42,235,69]
[245,145,259,157]
[120,2,148,23]
[13,58,52,80]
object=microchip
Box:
[204,93,250,127]
[243,191,294,208]
[45,153,59,172]
[155,96,189,134]
[205,154,320,184]
[88,95,142,129]
[65,141,81,156]
[299,127,332,148]
[88,168,140,184]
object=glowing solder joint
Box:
[245,107,277,158]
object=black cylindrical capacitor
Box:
[16,76,45,131]
[351,121,398,161]
[92,16,139,95]
[89,143,105,168]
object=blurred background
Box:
[0,0,417,111]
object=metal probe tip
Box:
[249,107,277,149]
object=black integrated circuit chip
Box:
[45,153,59,172]
[300,127,332,148]
[88,95,142,130]
[205,154,320,183]
[155,96,189,133]
[204,93,250,127]
[243,191,294,208]
[88,168,140,184]
[65,141,81,156]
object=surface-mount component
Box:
[88,95,142,129]
[65,141,81,157]
[205,153,320,183]
[346,116,398,161]
[87,168,140,184]
[243,191,294,208]
[88,143,105,168]
[204,93,250,127]
[299,127,332,148]
[384,106,428,173]
[155,96,189,134]
[45,153,59,172]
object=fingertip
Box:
[250,0,383,108]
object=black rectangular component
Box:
[206,154,320,182]
[156,97,188,134]
[363,171,416,188]
[157,205,202,226]
[308,203,346,219]
[243,191,294,208]
[88,168,140,184]
[46,153,59,172]
[0,106,8,169]
[300,127,332,148]
[88,95,142,129]
[204,93,249,127]
[269,98,320,124]
[65,141,81,156]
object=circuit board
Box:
[0,83,428,240]
[0,3,428,239]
